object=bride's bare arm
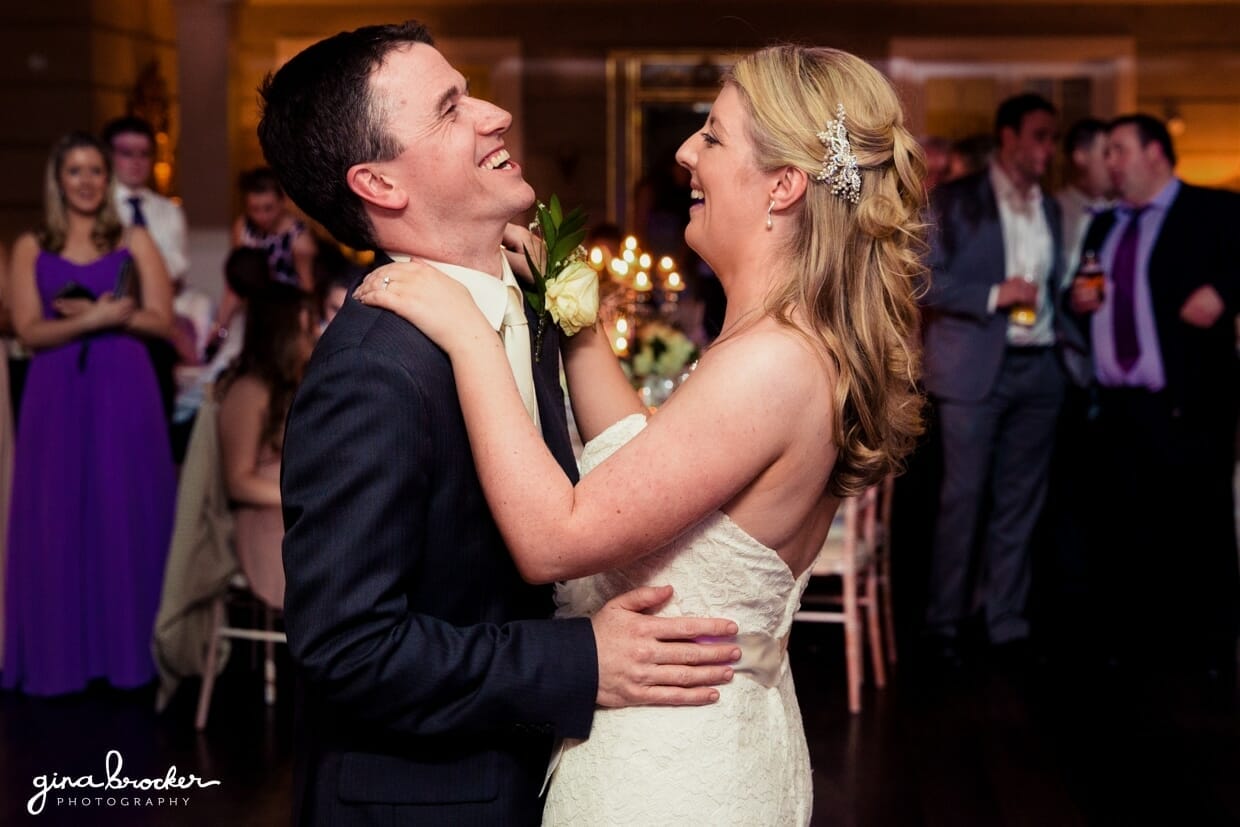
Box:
[562,324,647,443]
[356,261,803,584]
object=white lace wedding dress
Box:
[542,414,814,826]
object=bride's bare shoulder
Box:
[691,319,835,408]
[702,319,830,375]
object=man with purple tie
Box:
[1069,113,1240,682]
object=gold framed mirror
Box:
[606,50,738,235]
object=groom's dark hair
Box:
[257,21,432,251]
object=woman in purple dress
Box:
[2,132,175,695]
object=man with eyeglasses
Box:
[102,116,211,458]
[102,117,190,286]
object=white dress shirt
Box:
[114,182,190,280]
[989,163,1056,347]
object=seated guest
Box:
[311,240,363,330]
[233,167,316,291]
[172,247,273,447]
[216,283,316,608]
[215,167,317,341]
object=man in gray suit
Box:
[921,93,1070,663]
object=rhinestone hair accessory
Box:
[814,103,862,204]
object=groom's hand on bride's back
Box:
[592,585,740,707]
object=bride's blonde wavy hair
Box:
[728,45,927,497]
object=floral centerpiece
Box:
[622,320,699,406]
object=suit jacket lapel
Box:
[975,173,1006,283]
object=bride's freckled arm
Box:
[562,323,647,443]
[446,330,798,583]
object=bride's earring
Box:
[765,200,774,231]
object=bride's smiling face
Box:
[674,85,769,268]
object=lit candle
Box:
[589,246,606,270]
[622,249,636,264]
[638,252,652,269]
[624,236,638,251]
[665,271,684,292]
[634,271,652,292]
[659,255,675,272]
[616,316,629,334]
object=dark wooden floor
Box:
[3,417,1236,825]
[1,621,1237,826]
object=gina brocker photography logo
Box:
[27,749,221,815]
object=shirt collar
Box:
[990,161,1042,210]
[1121,177,1180,216]
[114,182,148,200]
[384,252,516,332]
[1062,185,1112,214]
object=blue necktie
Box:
[127,195,147,228]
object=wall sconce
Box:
[1163,100,1186,137]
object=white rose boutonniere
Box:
[544,261,599,336]
[523,195,597,360]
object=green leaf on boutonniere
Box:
[521,195,596,361]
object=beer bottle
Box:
[1076,250,1105,302]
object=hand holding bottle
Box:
[1070,250,1105,315]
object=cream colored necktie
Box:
[502,286,540,428]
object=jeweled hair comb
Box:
[814,103,862,204]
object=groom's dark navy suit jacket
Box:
[281,279,598,825]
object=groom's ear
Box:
[346,163,409,212]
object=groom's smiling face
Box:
[368,42,535,233]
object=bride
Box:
[357,44,926,826]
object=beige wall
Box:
[3,1,1239,246]
[0,0,177,244]
[228,1,1240,239]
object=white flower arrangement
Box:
[626,320,698,380]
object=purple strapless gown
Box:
[2,248,175,695]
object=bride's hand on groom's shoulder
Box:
[355,260,490,351]
[592,585,741,708]
[502,223,544,284]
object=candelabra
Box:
[587,235,698,407]
[586,234,685,358]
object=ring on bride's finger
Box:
[382,275,392,290]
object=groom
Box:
[262,21,739,826]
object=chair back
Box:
[808,485,879,577]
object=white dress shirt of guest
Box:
[987,162,1055,347]
[114,179,217,361]
[1090,178,1180,391]
[113,181,189,282]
